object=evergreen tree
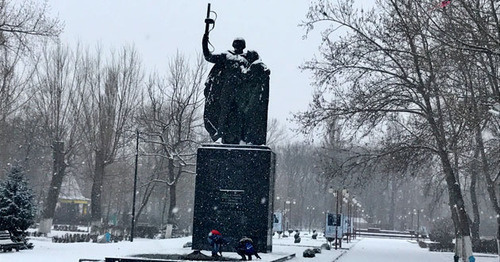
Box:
[0,166,36,233]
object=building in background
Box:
[54,175,90,225]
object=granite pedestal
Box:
[192,144,276,253]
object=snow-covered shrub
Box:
[429,217,454,244]
[0,166,36,233]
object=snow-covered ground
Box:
[1,231,498,262]
[338,238,498,262]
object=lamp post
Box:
[345,196,349,243]
[276,196,283,235]
[351,198,357,242]
[356,202,361,238]
[131,129,139,242]
[339,189,348,248]
[417,209,423,242]
[328,187,339,250]
[343,191,350,243]
[410,209,415,237]
[284,200,296,234]
[335,190,339,249]
[306,206,315,233]
[285,200,290,233]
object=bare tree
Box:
[266,118,289,149]
[0,0,61,170]
[297,0,477,259]
[135,52,205,229]
[273,143,326,230]
[431,0,500,255]
[0,0,61,52]
[77,46,142,230]
[28,43,84,234]
[0,45,34,166]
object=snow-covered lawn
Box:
[0,232,347,262]
[1,232,498,262]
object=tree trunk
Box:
[134,183,156,225]
[474,119,500,261]
[90,150,106,232]
[426,98,474,260]
[389,180,396,230]
[469,148,480,248]
[39,141,66,234]
[439,149,474,261]
[160,185,168,236]
[0,120,8,167]
[497,217,500,262]
[167,158,176,225]
[168,185,177,224]
[104,186,113,226]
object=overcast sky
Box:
[44,1,334,138]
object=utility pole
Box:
[130,129,139,242]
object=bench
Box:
[0,230,24,252]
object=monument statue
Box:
[202,5,270,145]
[193,6,276,253]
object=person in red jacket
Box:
[207,229,225,258]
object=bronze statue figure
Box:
[240,50,270,145]
[202,5,270,145]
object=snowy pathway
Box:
[338,238,498,262]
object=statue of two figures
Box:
[202,32,270,145]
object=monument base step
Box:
[97,251,295,262]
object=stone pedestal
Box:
[192,144,276,253]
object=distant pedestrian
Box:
[207,229,225,258]
[235,237,261,260]
[294,230,301,243]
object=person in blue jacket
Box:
[235,237,261,260]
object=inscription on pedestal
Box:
[219,189,244,211]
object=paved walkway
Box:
[337,238,498,262]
